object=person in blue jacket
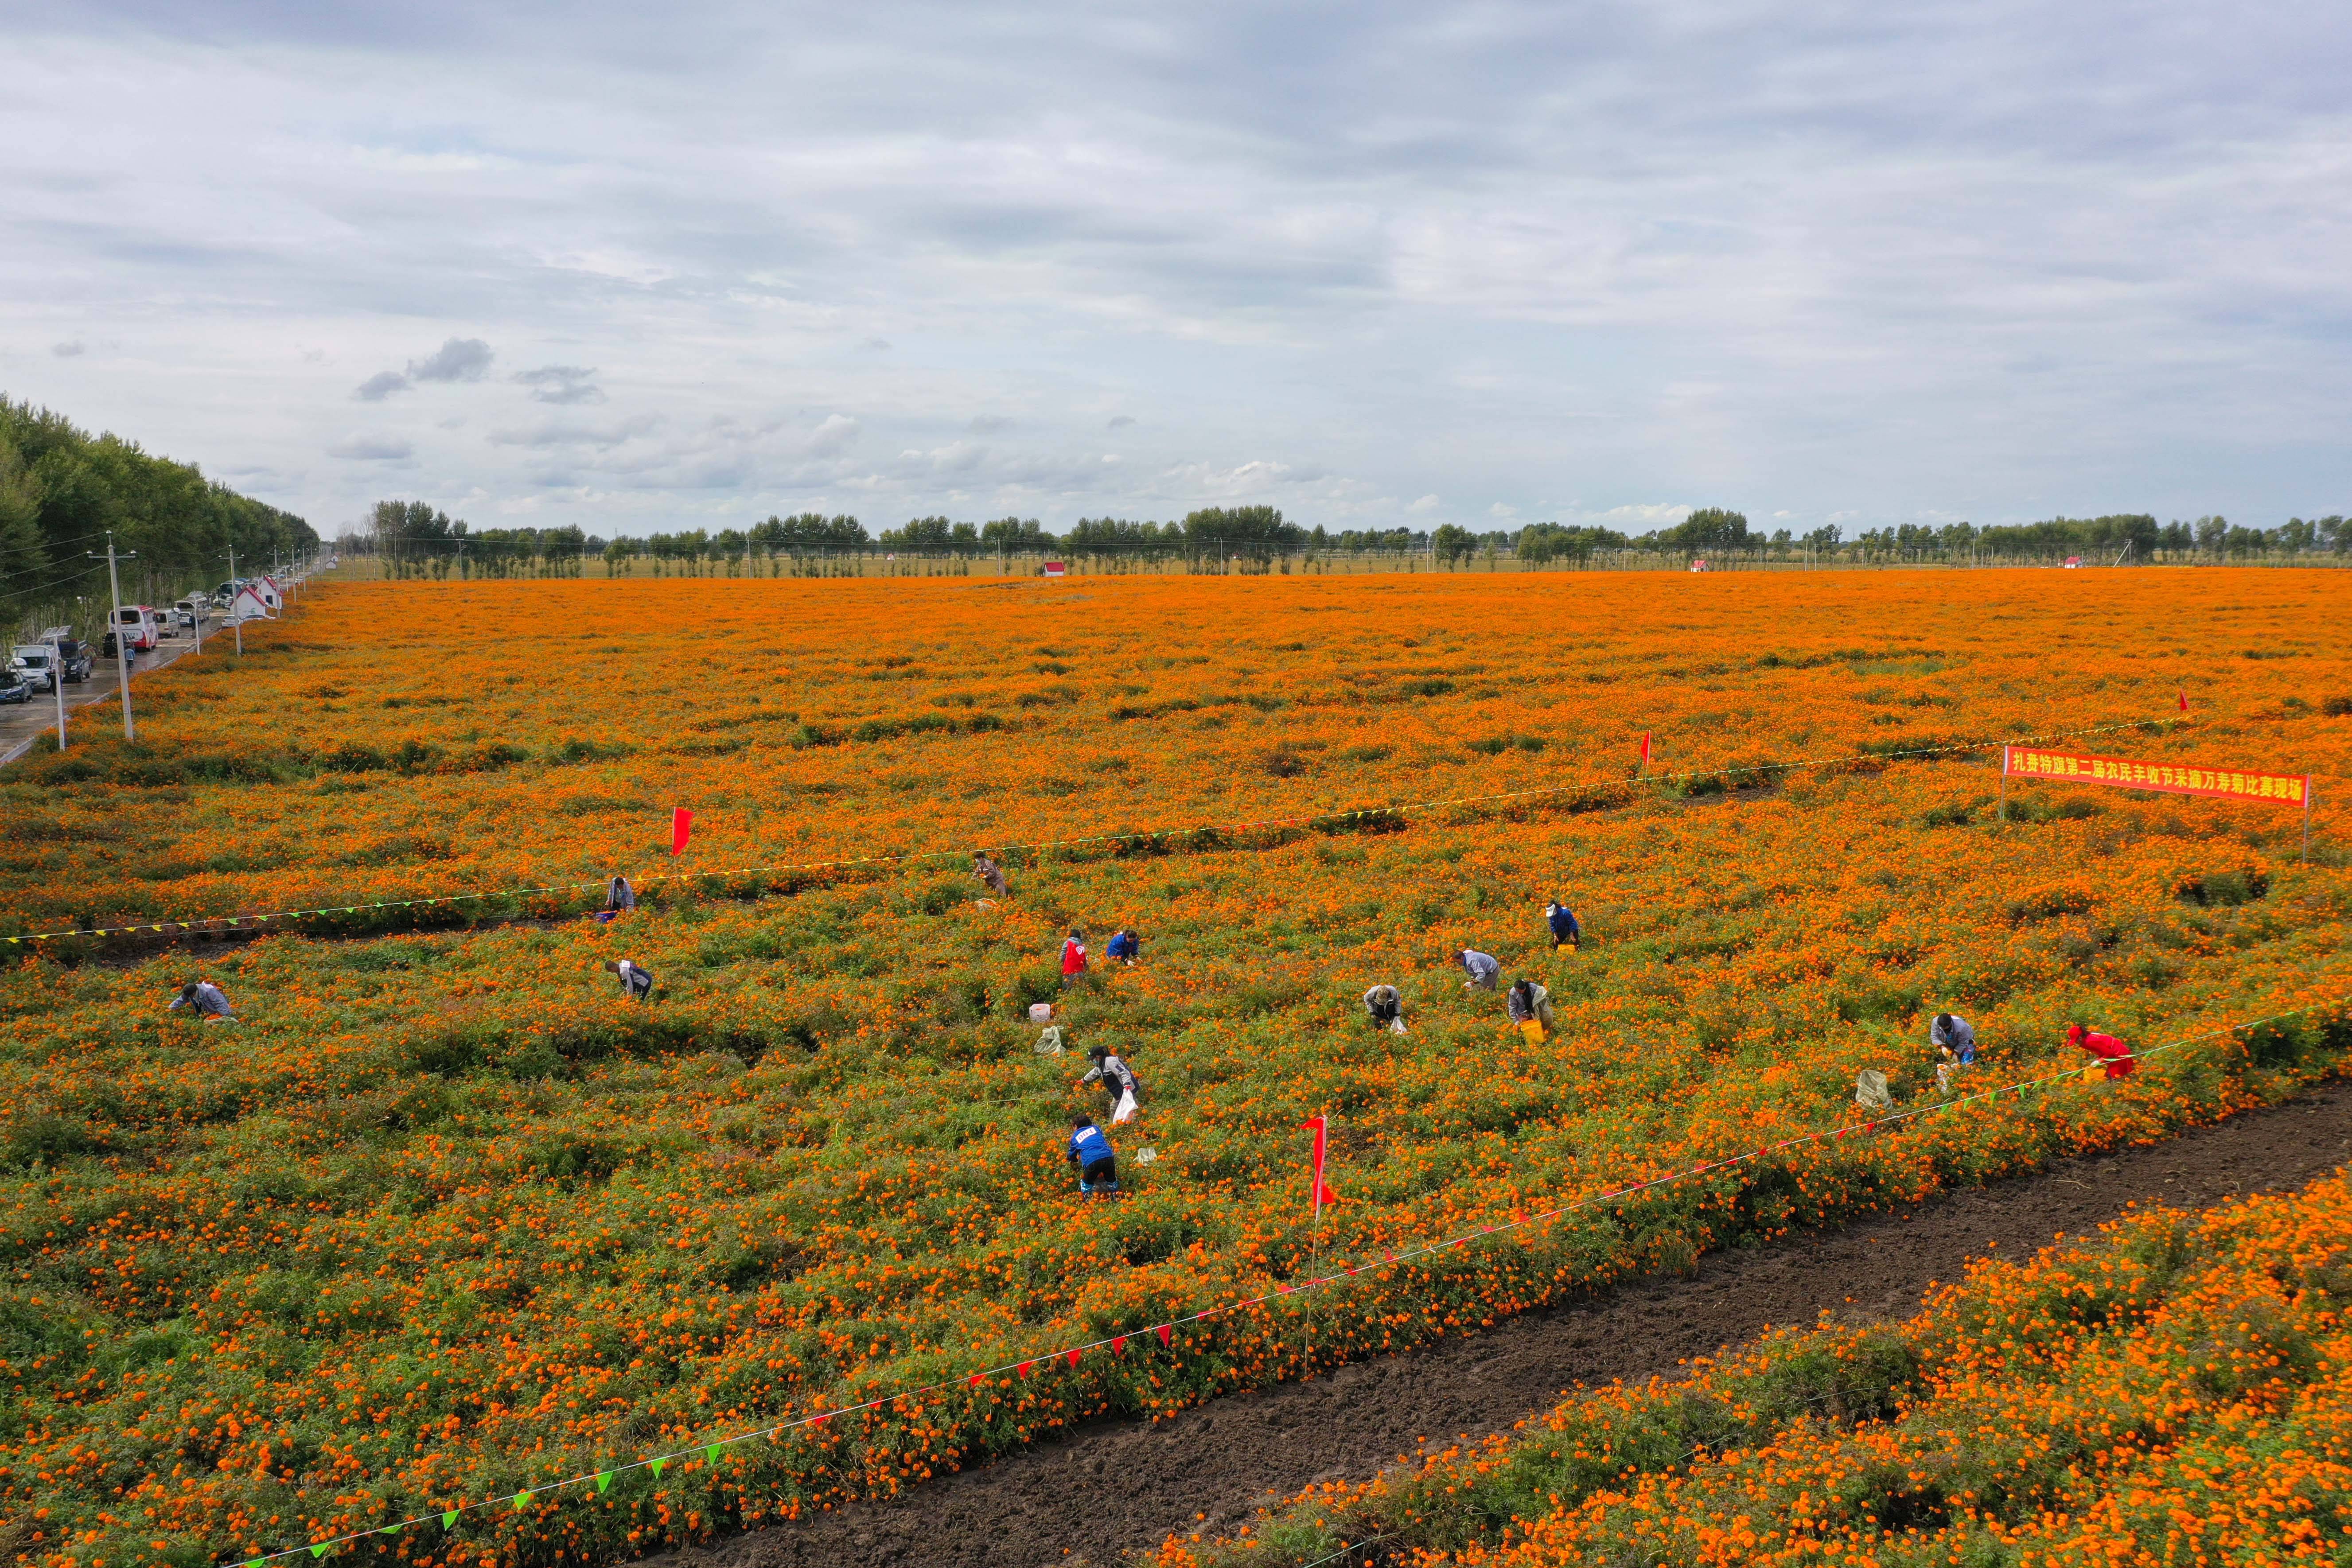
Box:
[1545,899,1581,952]
[1106,928,1140,965]
[1067,1114,1119,1198]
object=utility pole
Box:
[229,545,243,655]
[47,630,66,752]
[89,531,136,740]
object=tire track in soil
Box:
[659,1082,2352,1568]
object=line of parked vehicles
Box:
[0,579,273,704]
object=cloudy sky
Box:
[3,0,2347,539]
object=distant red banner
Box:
[2004,746,2309,807]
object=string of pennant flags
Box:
[8,715,2193,948]
[224,988,2347,1567]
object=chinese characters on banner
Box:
[2003,747,2309,806]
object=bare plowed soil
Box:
[660,1083,2352,1568]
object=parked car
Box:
[172,596,204,631]
[10,646,58,693]
[39,628,93,682]
[0,666,27,705]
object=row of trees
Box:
[345,497,2352,580]
[0,397,315,635]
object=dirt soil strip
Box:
[656,1083,2352,1568]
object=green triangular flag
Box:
[310,1547,328,1559]
[380,1525,400,1535]
[441,1512,458,1529]
[246,1559,263,1566]
[650,1458,666,1479]
[513,1491,530,1510]
[596,1472,613,1493]
[705,1444,721,1464]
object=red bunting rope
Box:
[225,988,2347,1566]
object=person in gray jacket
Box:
[606,959,654,1002]
[1931,1011,1976,1094]
[973,852,1009,898]
[1930,1012,1975,1062]
[1363,983,1406,1033]
[168,979,238,1023]
[1506,978,1555,1035]
[1456,949,1501,990]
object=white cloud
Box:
[408,338,494,383]
[515,365,605,405]
[485,415,658,451]
[327,434,415,460]
[352,338,494,401]
[8,3,2349,533]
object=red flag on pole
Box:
[671,807,694,856]
[1638,732,1652,769]
[1303,1116,1338,1215]
[2177,690,2188,713]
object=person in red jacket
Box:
[2066,1022,2135,1079]
[1059,929,1089,984]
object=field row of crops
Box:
[4,571,2340,936]
[4,572,2349,1568]
[1160,1169,2352,1567]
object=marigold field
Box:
[3,569,2350,1568]
[1166,1172,2352,1568]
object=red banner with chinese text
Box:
[2004,747,2309,807]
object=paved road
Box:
[0,624,220,766]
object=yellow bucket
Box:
[2080,1066,2105,1084]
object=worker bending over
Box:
[2066,1022,2135,1080]
[1068,1115,1120,1198]
[606,959,654,1003]
[1506,978,1554,1042]
[1080,1045,1144,1124]
[168,979,238,1023]
[1457,948,1500,990]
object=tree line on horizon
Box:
[0,397,316,635]
[343,498,2352,578]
